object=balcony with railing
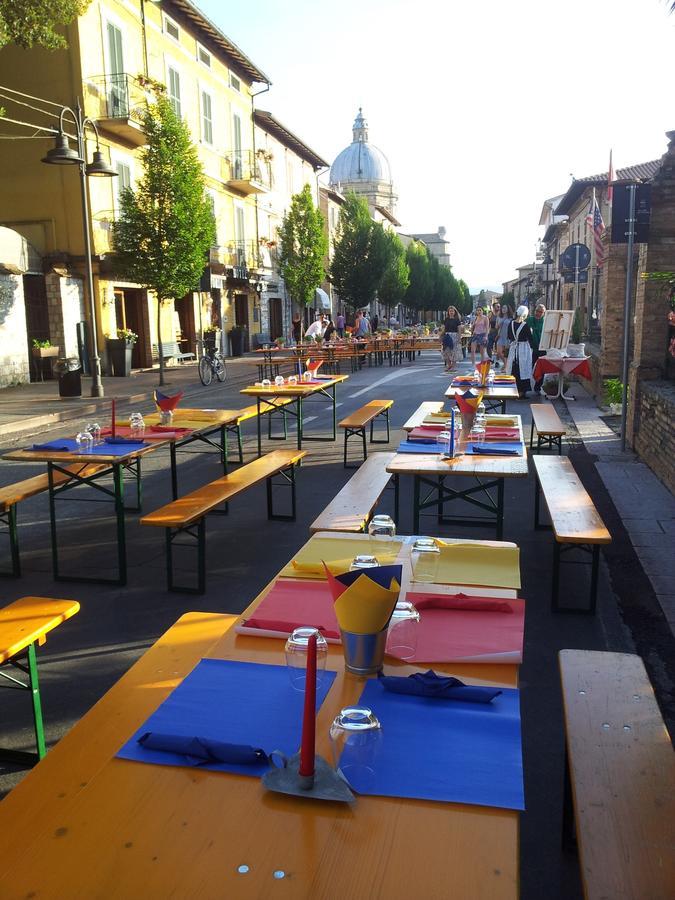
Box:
[209,240,263,278]
[222,151,271,195]
[86,74,147,145]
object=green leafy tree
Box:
[113,95,215,385]
[0,0,91,49]
[378,230,410,312]
[278,184,327,310]
[329,193,389,311]
[456,279,473,315]
[404,241,432,316]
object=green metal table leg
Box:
[220,424,228,474]
[170,442,178,499]
[27,642,46,760]
[113,464,128,586]
[256,396,262,457]
[48,463,59,580]
[297,396,303,450]
[413,475,421,533]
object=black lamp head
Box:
[41,133,83,166]
[86,149,118,177]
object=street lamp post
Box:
[42,101,117,398]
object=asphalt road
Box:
[1,351,672,900]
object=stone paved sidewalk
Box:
[565,383,675,634]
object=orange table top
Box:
[0,533,520,899]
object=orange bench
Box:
[530,404,565,454]
[141,449,307,593]
[0,596,80,764]
[0,463,107,577]
[310,452,398,534]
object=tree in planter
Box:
[278,184,327,316]
[113,94,215,385]
[330,193,389,313]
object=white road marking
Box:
[302,416,318,424]
[348,369,412,399]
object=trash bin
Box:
[229,327,244,357]
[53,357,82,398]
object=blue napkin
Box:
[396,440,444,454]
[32,439,77,452]
[104,436,147,446]
[467,442,521,456]
[378,670,502,704]
[137,732,267,766]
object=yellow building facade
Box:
[0,0,270,373]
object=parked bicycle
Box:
[198,343,226,385]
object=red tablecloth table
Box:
[533,355,591,400]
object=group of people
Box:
[442,300,547,398]
[292,310,379,344]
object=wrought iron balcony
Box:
[222,150,271,194]
[87,74,147,145]
[209,240,263,276]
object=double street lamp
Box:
[41,101,117,398]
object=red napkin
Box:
[411,594,514,614]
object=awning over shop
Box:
[315,288,331,309]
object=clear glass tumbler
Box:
[329,706,382,787]
[86,422,101,444]
[349,554,379,571]
[130,413,146,439]
[386,600,420,660]
[367,515,396,537]
[284,627,328,692]
[76,430,93,453]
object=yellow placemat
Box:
[281,536,403,580]
[485,416,518,427]
[413,542,521,589]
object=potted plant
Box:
[203,325,219,350]
[275,336,286,348]
[107,328,137,377]
[31,338,60,359]
[567,308,585,358]
[603,378,624,415]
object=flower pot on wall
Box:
[107,338,133,377]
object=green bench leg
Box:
[0,505,21,578]
[165,518,206,594]
[0,641,46,764]
[369,409,391,444]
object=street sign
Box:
[611,183,651,244]
[564,270,589,284]
[561,243,591,272]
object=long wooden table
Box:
[445,382,519,413]
[387,417,528,538]
[241,375,348,455]
[2,409,241,585]
[0,532,520,898]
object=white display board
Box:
[540,310,575,351]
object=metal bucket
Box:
[340,628,388,676]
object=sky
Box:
[199,0,675,293]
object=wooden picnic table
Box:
[240,375,349,455]
[0,531,520,899]
[2,409,241,585]
[445,381,520,413]
[387,415,528,538]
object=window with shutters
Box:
[163,14,180,41]
[167,66,181,118]
[201,90,213,145]
[113,160,131,217]
[197,44,211,68]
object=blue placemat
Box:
[117,658,337,776]
[345,677,524,810]
[464,442,524,456]
[31,438,147,456]
[397,440,444,454]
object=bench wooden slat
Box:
[559,649,675,900]
[0,596,80,664]
[531,404,565,436]
[339,400,393,430]
[0,463,108,512]
[532,455,610,544]
[310,452,395,534]
[141,449,306,528]
[402,401,445,432]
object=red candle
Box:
[111,398,116,438]
[298,631,317,781]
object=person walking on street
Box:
[496,304,513,368]
[505,305,533,398]
[470,307,490,365]
[487,301,501,361]
[442,305,461,371]
[336,311,345,338]
[527,303,547,393]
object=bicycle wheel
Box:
[198,355,213,385]
[215,356,226,382]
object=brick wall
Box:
[633,381,675,494]
[0,274,29,386]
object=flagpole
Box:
[620,183,636,452]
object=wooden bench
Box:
[310,452,398,534]
[530,403,565,454]
[339,400,393,468]
[225,398,293,464]
[152,342,196,365]
[559,649,675,899]
[141,449,307,593]
[0,463,107,577]
[0,596,80,764]
[532,455,611,613]
[402,401,445,432]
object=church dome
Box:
[329,109,392,187]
